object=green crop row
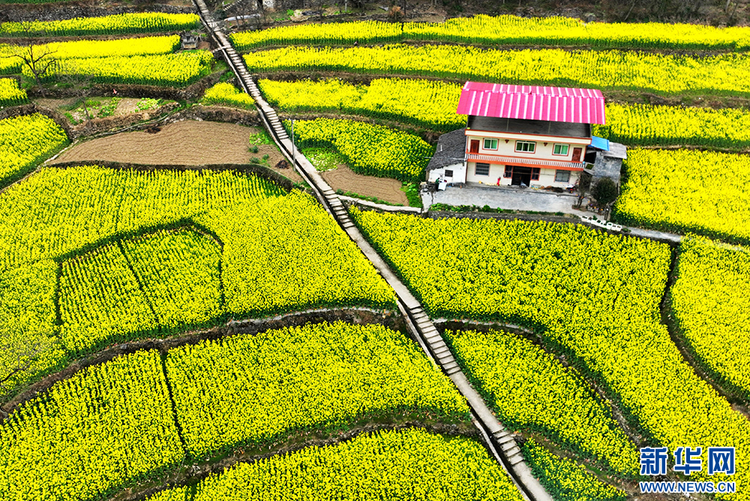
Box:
[259,78,463,132]
[670,237,750,401]
[59,228,223,352]
[231,15,750,51]
[1,35,181,65]
[446,329,637,475]
[0,322,470,501]
[0,113,68,188]
[167,322,469,458]
[259,77,750,149]
[0,166,395,399]
[0,13,201,37]
[147,428,525,501]
[202,82,256,109]
[0,78,27,107]
[521,438,627,501]
[286,118,433,183]
[614,148,750,243]
[29,52,214,87]
[350,209,750,499]
[244,45,750,98]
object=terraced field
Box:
[2,8,750,501]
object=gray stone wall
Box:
[591,154,623,185]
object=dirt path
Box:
[321,166,408,206]
[51,120,303,182]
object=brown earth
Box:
[52,120,303,182]
[321,165,408,206]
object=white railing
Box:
[580,215,622,232]
[465,153,586,170]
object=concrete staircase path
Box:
[192,6,553,500]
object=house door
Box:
[572,147,583,162]
[469,140,480,154]
[511,166,532,186]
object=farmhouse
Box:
[428,82,625,190]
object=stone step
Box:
[507,451,525,466]
[420,328,441,339]
[500,440,518,452]
[432,345,451,356]
[436,355,456,367]
[444,363,462,375]
[423,333,441,343]
[416,319,433,330]
[494,429,512,440]
[412,312,429,322]
[497,435,515,447]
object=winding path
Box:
[193,4,553,501]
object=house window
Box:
[553,144,569,155]
[555,170,570,183]
[515,141,536,153]
[445,169,454,177]
[475,163,490,176]
[531,168,540,181]
[504,166,513,178]
[483,138,498,150]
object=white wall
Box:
[466,162,581,187]
[466,161,507,185]
[465,131,589,162]
[428,162,466,183]
[536,169,580,187]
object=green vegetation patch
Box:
[0,113,68,188]
[614,148,750,243]
[522,438,627,501]
[670,237,750,401]
[153,428,525,501]
[446,328,637,475]
[301,147,348,171]
[0,350,185,501]
[287,118,432,183]
[167,322,470,458]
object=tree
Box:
[2,24,58,97]
[592,178,619,207]
[56,60,97,121]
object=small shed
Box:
[586,137,627,186]
[181,34,199,50]
[426,128,467,184]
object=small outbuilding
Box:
[181,33,199,50]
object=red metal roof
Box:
[456,82,606,125]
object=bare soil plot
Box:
[322,166,408,206]
[52,121,299,184]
